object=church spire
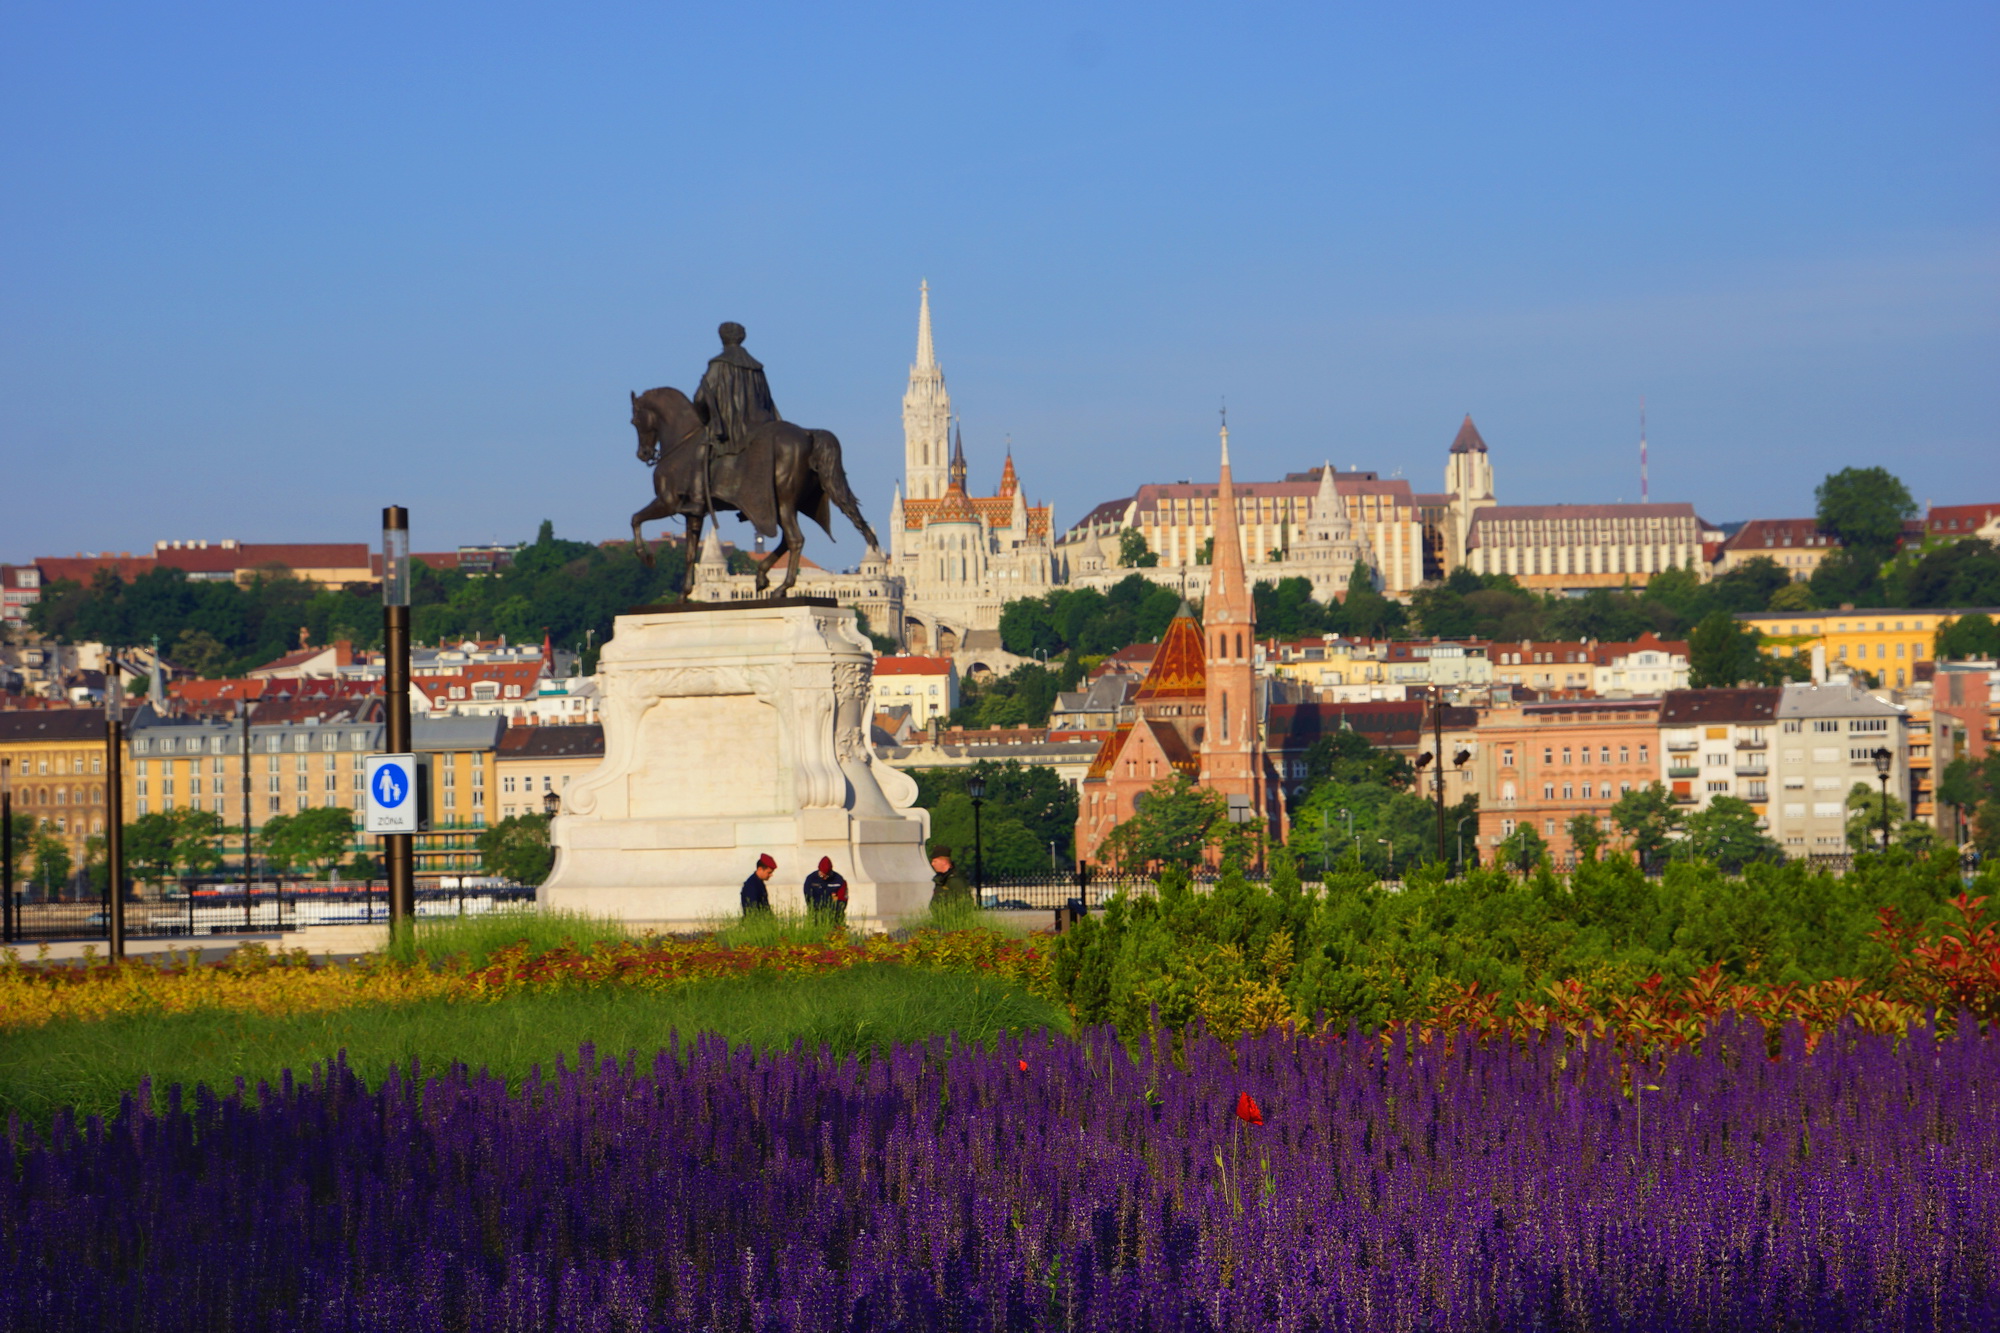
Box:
[915,279,937,372]
[1209,418,1248,619]
[949,420,968,491]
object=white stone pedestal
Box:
[539,599,933,931]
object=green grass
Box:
[706,908,850,948]
[384,908,639,969]
[0,965,1068,1128]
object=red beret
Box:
[756,853,777,870]
[818,856,834,874]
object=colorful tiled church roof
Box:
[1133,601,1206,702]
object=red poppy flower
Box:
[1235,1092,1263,1126]
[1018,1060,1029,1072]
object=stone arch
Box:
[904,618,930,653]
[936,626,960,655]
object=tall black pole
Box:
[1879,770,1891,852]
[972,796,985,898]
[241,701,254,930]
[1432,685,1447,867]
[383,506,415,927]
[105,682,125,959]
[2,772,13,946]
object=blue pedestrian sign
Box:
[364,754,423,834]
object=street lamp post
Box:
[1872,746,1894,852]
[967,771,986,901]
[383,507,416,927]
[1377,837,1394,880]
[1,758,13,945]
[240,701,254,930]
[1457,814,1476,869]
[104,675,125,959]
[1341,808,1354,860]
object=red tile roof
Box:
[1927,504,2000,537]
[1720,519,1836,552]
[1133,607,1206,701]
[873,655,955,676]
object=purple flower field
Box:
[5,1022,1996,1331]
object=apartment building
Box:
[1475,698,1663,861]
[0,708,117,865]
[416,716,506,873]
[869,656,959,730]
[496,725,604,819]
[1768,680,1909,855]
[1657,689,1778,818]
[1738,608,1999,690]
[1711,519,1839,581]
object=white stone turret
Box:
[1291,462,1372,600]
[901,281,951,501]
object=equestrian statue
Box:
[629,321,880,597]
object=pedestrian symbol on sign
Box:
[374,766,408,808]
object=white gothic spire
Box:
[915,279,937,372]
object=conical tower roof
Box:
[1449,414,1487,454]
[914,279,937,371]
[998,450,1019,496]
[1134,604,1207,701]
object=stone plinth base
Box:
[540,601,933,931]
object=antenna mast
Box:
[1639,397,1649,505]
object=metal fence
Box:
[0,877,538,945]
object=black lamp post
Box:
[543,788,561,818]
[1872,746,1894,851]
[967,771,986,900]
[1,757,13,945]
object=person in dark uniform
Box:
[692,322,780,460]
[928,845,970,909]
[803,855,847,923]
[742,853,776,915]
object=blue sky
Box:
[2,3,1994,570]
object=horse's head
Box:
[630,390,662,465]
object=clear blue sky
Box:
[3,3,1994,570]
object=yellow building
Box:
[1735,608,1999,690]
[0,709,113,874]
[416,716,505,874]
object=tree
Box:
[264,807,354,880]
[1678,796,1781,872]
[1565,812,1604,862]
[852,607,899,655]
[1845,781,1905,853]
[1808,546,1884,610]
[1767,580,1815,612]
[1116,529,1159,568]
[1898,538,2000,609]
[1611,782,1683,869]
[31,823,72,897]
[345,853,380,882]
[1195,537,1215,566]
[1815,466,1916,553]
[1936,613,2000,662]
[168,807,225,880]
[1688,611,1763,687]
[1299,729,1412,793]
[1496,821,1548,872]
[1289,780,1470,877]
[1339,561,1404,638]
[123,812,180,886]
[912,761,1080,874]
[1098,775,1236,872]
[477,813,555,884]
[2,810,31,884]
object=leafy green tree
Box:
[168,807,225,879]
[1195,537,1214,565]
[851,608,898,655]
[1099,775,1239,872]
[1678,797,1781,872]
[345,853,380,882]
[1339,562,1405,638]
[82,834,108,895]
[1816,466,1916,553]
[2,810,31,884]
[1896,538,2000,609]
[1688,610,1764,687]
[1767,580,1815,612]
[1566,812,1605,862]
[1612,782,1683,869]
[1808,546,1884,610]
[123,812,180,886]
[1116,528,1159,568]
[1845,781,1905,852]
[911,761,1079,874]
[1289,781,1471,877]
[264,807,354,880]
[1496,820,1548,872]
[1251,577,1330,638]
[1299,729,1413,793]
[477,813,554,885]
[1704,557,1793,614]
[1936,613,2000,662]
[31,824,72,896]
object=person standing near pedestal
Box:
[928,846,969,909]
[803,856,846,917]
[742,853,776,915]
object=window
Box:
[1543,783,1555,799]
[1542,747,1553,764]
[1638,745,1650,763]
[1620,781,1633,795]
[1599,746,1610,764]
[1814,720,1839,733]
[1707,780,1729,793]
[503,776,517,794]
[1501,748,1515,768]
[1619,746,1629,764]
[1747,781,1767,799]
[1544,819,1556,836]
[1561,784,1573,799]
[1783,720,1801,733]
[1706,753,1727,767]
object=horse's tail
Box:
[808,429,880,550]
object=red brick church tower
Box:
[1200,417,1284,842]
[1074,420,1286,865]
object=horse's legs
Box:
[631,495,678,568]
[682,513,702,596]
[774,507,807,595]
[753,527,790,594]
[810,431,882,552]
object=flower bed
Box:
[5,1020,1995,1330]
[0,929,1056,1030]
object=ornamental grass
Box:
[4,1019,1994,1330]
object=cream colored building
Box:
[1464,503,1706,592]
[1712,519,1839,581]
[869,655,959,730]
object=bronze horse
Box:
[628,387,881,596]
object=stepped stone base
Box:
[540,601,933,931]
